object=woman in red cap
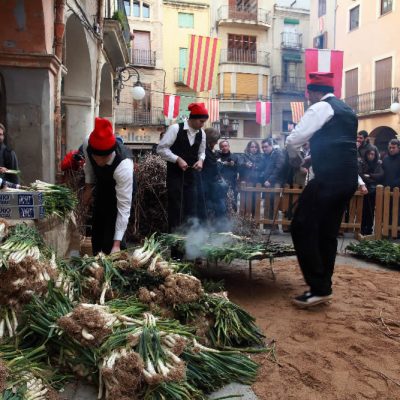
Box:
[82,118,134,255]
[286,72,359,307]
[157,102,208,233]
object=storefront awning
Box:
[282,53,302,62]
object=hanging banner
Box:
[256,101,271,126]
[163,94,180,119]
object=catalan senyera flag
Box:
[186,35,221,92]
[163,94,180,120]
[290,102,305,124]
[256,101,271,127]
[207,98,220,123]
[305,49,344,98]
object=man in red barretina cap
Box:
[286,72,358,308]
[82,118,134,255]
[157,102,208,234]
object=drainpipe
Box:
[333,0,338,49]
[94,0,105,117]
[54,0,66,182]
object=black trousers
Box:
[361,191,376,235]
[167,167,198,232]
[91,189,126,255]
[291,179,356,296]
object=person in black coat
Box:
[359,148,383,235]
[260,138,287,188]
[382,139,400,189]
[0,123,19,184]
[217,140,239,210]
[238,140,263,184]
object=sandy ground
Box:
[203,258,400,400]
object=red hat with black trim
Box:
[88,118,116,155]
[188,102,209,119]
[307,72,334,93]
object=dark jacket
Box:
[358,141,379,161]
[0,144,19,184]
[216,150,238,188]
[238,152,264,184]
[262,148,286,186]
[360,149,383,192]
[382,153,400,189]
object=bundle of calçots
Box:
[30,180,78,219]
[347,240,400,266]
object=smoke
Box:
[177,217,234,260]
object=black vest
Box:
[310,96,358,184]
[87,143,130,209]
[168,123,202,171]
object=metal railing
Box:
[217,5,271,25]
[344,87,399,115]
[272,76,306,93]
[107,0,130,45]
[174,68,187,85]
[131,49,156,67]
[281,32,303,49]
[217,94,268,101]
[115,107,165,126]
[220,49,270,67]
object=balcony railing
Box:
[217,5,271,26]
[343,88,399,115]
[217,94,268,101]
[115,107,165,126]
[131,49,156,67]
[220,49,270,67]
[281,32,303,50]
[272,76,306,93]
[174,68,187,85]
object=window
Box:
[243,120,259,138]
[282,111,294,133]
[228,34,257,63]
[313,32,327,49]
[124,0,130,16]
[318,0,326,17]
[178,13,194,28]
[345,68,358,111]
[133,1,140,17]
[143,3,150,18]
[381,0,393,15]
[375,57,392,110]
[349,6,360,31]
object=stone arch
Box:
[370,126,398,155]
[99,63,113,119]
[62,13,94,152]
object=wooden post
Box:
[391,187,399,239]
[374,186,383,240]
[254,183,262,224]
[382,186,391,237]
[239,182,246,216]
[355,193,363,236]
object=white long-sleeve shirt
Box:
[83,138,133,241]
[286,93,335,159]
[156,120,206,164]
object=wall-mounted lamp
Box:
[114,64,146,105]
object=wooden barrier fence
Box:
[238,183,400,239]
[238,183,364,236]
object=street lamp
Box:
[114,64,146,105]
[232,119,239,132]
[222,114,230,138]
[390,102,400,114]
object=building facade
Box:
[210,0,273,153]
[114,0,166,151]
[309,0,335,50]
[162,0,211,120]
[271,3,309,144]
[0,0,130,182]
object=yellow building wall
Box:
[335,1,400,136]
[162,1,211,104]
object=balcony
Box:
[344,88,399,116]
[272,76,306,94]
[103,0,130,70]
[131,49,156,67]
[174,68,187,85]
[281,32,303,50]
[220,49,270,67]
[217,94,268,101]
[115,107,165,126]
[217,5,271,28]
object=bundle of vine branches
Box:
[128,154,168,241]
[346,240,400,266]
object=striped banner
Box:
[207,98,220,123]
[163,94,180,120]
[256,101,271,127]
[305,49,344,98]
[186,35,221,92]
[290,102,305,124]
